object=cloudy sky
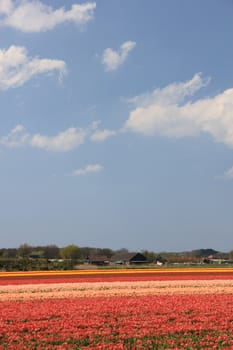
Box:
[1,0,233,252]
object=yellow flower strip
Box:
[1,267,233,278]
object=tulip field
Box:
[0,268,233,349]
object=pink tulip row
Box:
[0,294,232,349]
[0,278,233,301]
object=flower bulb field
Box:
[0,268,233,349]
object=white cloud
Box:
[128,73,210,107]
[125,73,233,147]
[89,120,101,130]
[0,45,66,90]
[0,124,29,147]
[0,1,96,32]
[0,0,13,15]
[90,129,117,142]
[1,125,86,152]
[225,167,233,179]
[30,128,86,152]
[102,40,136,71]
[71,164,103,176]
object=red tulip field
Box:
[0,268,233,349]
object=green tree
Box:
[43,245,60,259]
[141,250,157,262]
[17,243,32,258]
[229,250,233,260]
[60,244,80,260]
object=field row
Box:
[1,267,233,285]
[0,294,233,349]
[0,279,233,301]
[1,267,233,277]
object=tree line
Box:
[0,244,232,271]
[0,244,115,260]
[0,244,127,271]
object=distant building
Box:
[111,252,147,265]
[88,255,109,266]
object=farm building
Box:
[88,255,109,266]
[111,252,147,265]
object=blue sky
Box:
[1,0,233,252]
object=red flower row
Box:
[1,271,233,285]
[0,294,232,349]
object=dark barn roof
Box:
[111,252,147,263]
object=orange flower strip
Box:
[1,267,233,285]
[1,267,233,278]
